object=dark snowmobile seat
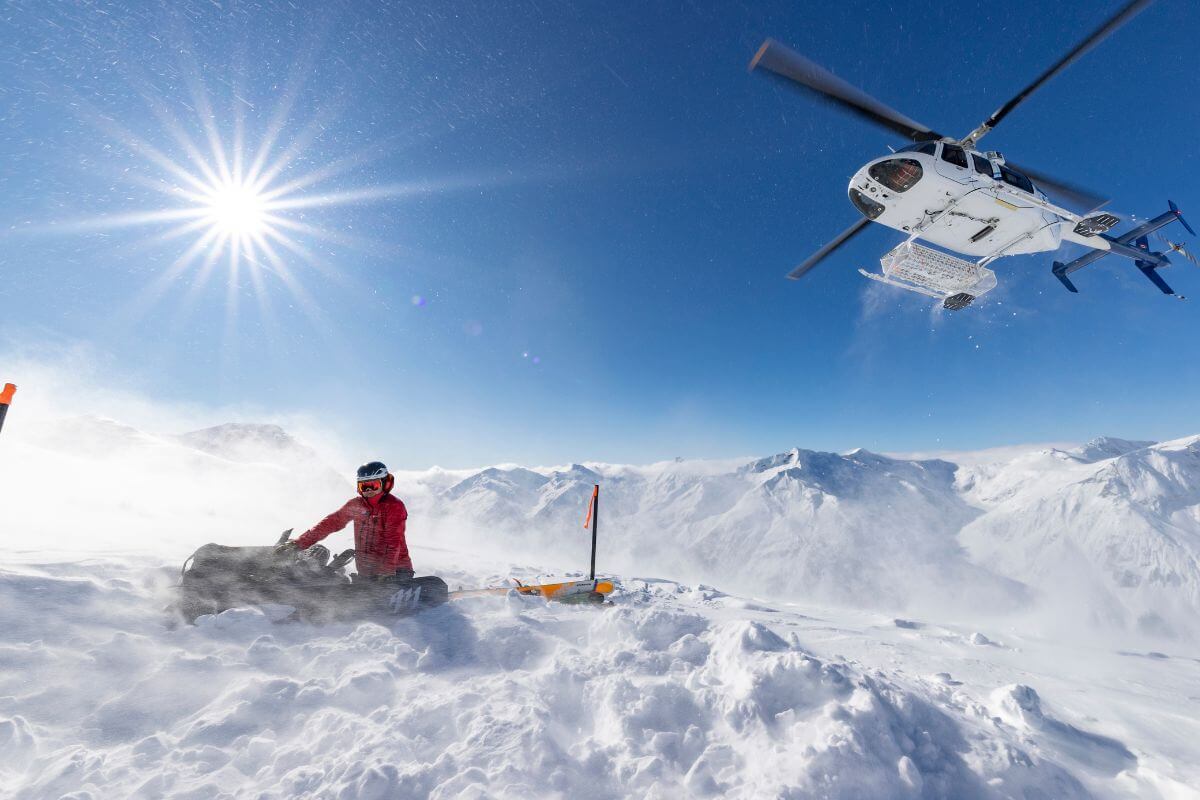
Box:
[177,531,448,624]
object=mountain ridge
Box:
[11,412,1197,638]
[421,435,1200,638]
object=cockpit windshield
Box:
[868,159,923,193]
[896,142,937,156]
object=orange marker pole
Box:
[0,383,15,437]
[585,484,599,580]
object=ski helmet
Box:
[356,461,389,482]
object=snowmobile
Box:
[176,530,449,624]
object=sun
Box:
[56,90,381,326]
[202,179,269,237]
[51,65,502,333]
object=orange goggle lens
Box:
[357,479,383,492]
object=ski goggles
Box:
[357,479,383,493]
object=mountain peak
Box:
[176,423,318,465]
[1066,436,1156,464]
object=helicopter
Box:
[750,0,1193,310]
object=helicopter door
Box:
[933,143,973,185]
[971,153,997,183]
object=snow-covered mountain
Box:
[175,422,348,500]
[419,436,1200,639]
[1061,436,1156,464]
[175,422,324,465]
[959,435,1200,638]
[425,448,1023,617]
[6,411,1199,639]
[0,416,349,558]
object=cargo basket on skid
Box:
[859,241,997,300]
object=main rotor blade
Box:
[750,39,944,143]
[975,0,1153,137]
[1009,161,1107,212]
[787,218,871,280]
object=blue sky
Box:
[1,0,1198,468]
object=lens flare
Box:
[43,53,548,343]
[47,65,433,337]
[203,180,269,236]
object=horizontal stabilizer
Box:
[1052,200,1192,292]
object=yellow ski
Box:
[450,578,615,603]
[451,486,615,605]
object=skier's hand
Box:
[274,540,299,556]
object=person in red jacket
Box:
[285,461,413,579]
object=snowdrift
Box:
[2,561,1181,799]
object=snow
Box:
[959,434,1200,639]
[3,561,1197,798]
[1,414,350,559]
[3,413,1200,797]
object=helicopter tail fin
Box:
[1133,235,1175,295]
[1135,261,1175,295]
[1169,200,1195,237]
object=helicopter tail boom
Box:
[1052,202,1192,294]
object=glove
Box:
[274,540,299,556]
[387,585,423,613]
[328,549,356,571]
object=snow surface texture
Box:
[3,417,1200,797]
[2,561,1195,798]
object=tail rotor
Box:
[1154,232,1199,267]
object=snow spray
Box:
[0,383,14,437]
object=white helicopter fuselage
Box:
[847,142,1082,261]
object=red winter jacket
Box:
[296,491,412,577]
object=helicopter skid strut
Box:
[859,239,997,311]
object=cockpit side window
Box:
[972,154,992,177]
[940,144,968,169]
[897,142,937,156]
[999,165,1034,194]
